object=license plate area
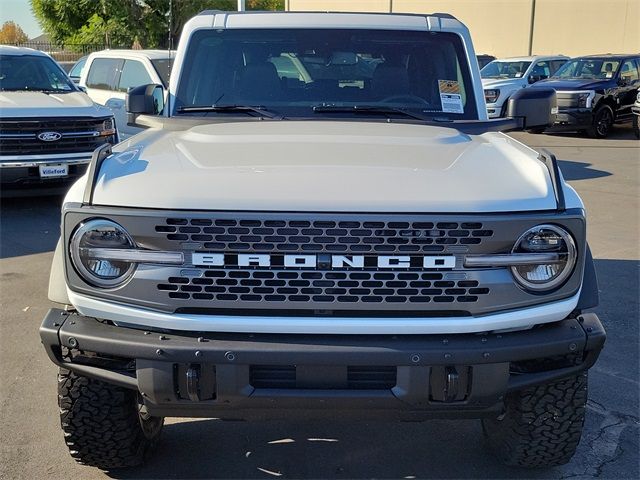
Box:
[39,164,68,178]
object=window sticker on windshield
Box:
[438,80,464,114]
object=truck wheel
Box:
[633,115,640,139]
[481,373,587,468]
[58,369,164,469]
[588,105,614,138]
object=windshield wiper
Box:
[177,104,283,119]
[312,104,430,121]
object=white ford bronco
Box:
[41,11,605,470]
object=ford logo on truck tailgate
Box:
[37,131,62,142]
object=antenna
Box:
[166,0,172,117]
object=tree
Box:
[0,21,29,44]
[30,0,284,49]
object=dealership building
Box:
[285,0,639,58]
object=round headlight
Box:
[511,224,577,291]
[70,219,136,288]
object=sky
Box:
[0,0,43,39]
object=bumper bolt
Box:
[481,337,487,343]
[68,337,78,348]
[156,349,163,356]
[442,339,449,345]
[159,335,167,340]
[569,343,577,351]
[144,331,151,335]
[411,354,420,363]
[225,351,236,362]
[586,327,593,332]
[444,353,452,360]
[195,350,202,357]
[198,337,205,343]
[483,352,490,359]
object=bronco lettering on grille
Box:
[191,253,456,269]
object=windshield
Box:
[481,61,531,79]
[0,54,76,92]
[175,29,478,120]
[151,58,173,87]
[553,59,620,79]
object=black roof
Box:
[197,10,457,20]
[573,54,640,60]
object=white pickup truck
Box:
[481,55,568,119]
[41,11,604,470]
[0,46,117,193]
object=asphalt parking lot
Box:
[1,127,638,480]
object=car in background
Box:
[476,54,495,70]
[632,89,640,138]
[533,54,640,138]
[80,50,174,138]
[68,55,87,85]
[481,55,568,118]
[0,46,117,194]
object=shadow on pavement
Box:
[557,159,611,181]
[545,124,637,141]
[0,194,63,259]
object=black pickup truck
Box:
[533,54,640,138]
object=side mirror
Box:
[617,77,628,87]
[528,75,541,84]
[126,84,164,125]
[507,87,557,130]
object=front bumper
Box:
[551,107,593,129]
[40,309,605,419]
[485,104,504,119]
[0,153,91,188]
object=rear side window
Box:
[86,58,122,90]
[118,60,153,92]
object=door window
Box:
[619,59,639,83]
[118,60,153,92]
[86,58,122,90]
[530,61,550,80]
[69,57,87,79]
[549,60,567,75]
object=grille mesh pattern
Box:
[0,118,112,155]
[156,218,493,254]
[158,269,490,304]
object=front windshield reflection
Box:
[174,28,478,120]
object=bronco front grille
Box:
[155,218,493,254]
[63,209,586,317]
[0,117,113,156]
[158,269,490,305]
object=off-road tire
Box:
[633,115,639,139]
[482,373,587,468]
[588,104,614,138]
[58,369,164,469]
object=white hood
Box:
[0,91,111,118]
[93,121,556,212]
[481,77,527,90]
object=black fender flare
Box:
[577,244,599,310]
